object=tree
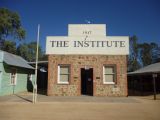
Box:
[139,42,159,66]
[17,43,29,60]
[128,35,141,72]
[0,8,25,48]
[39,53,48,61]
[152,46,160,63]
[17,42,43,62]
[1,40,16,54]
[27,42,43,62]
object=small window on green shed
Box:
[10,68,17,85]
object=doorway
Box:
[81,68,93,96]
[37,70,48,95]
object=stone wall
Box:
[47,55,128,96]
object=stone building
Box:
[46,24,129,96]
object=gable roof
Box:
[0,50,34,69]
[128,62,160,75]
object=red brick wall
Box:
[47,55,128,96]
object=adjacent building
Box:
[0,50,35,96]
[128,62,160,97]
[46,24,129,96]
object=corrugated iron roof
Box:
[0,50,34,69]
[128,62,160,75]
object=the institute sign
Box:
[46,24,129,55]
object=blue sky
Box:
[0,0,160,51]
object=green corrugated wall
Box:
[0,63,35,96]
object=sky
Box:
[0,0,160,51]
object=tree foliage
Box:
[128,35,141,72]
[16,43,28,60]
[17,42,43,62]
[138,42,159,66]
[0,8,46,62]
[0,8,25,48]
[152,46,160,63]
[1,40,16,54]
[128,35,160,71]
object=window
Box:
[103,65,116,84]
[10,69,17,85]
[58,65,70,84]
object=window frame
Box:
[103,65,116,84]
[57,64,70,84]
[10,68,17,85]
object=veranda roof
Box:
[128,62,160,75]
[0,50,34,69]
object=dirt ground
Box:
[0,97,160,120]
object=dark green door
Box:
[81,68,93,96]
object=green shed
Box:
[0,50,35,96]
